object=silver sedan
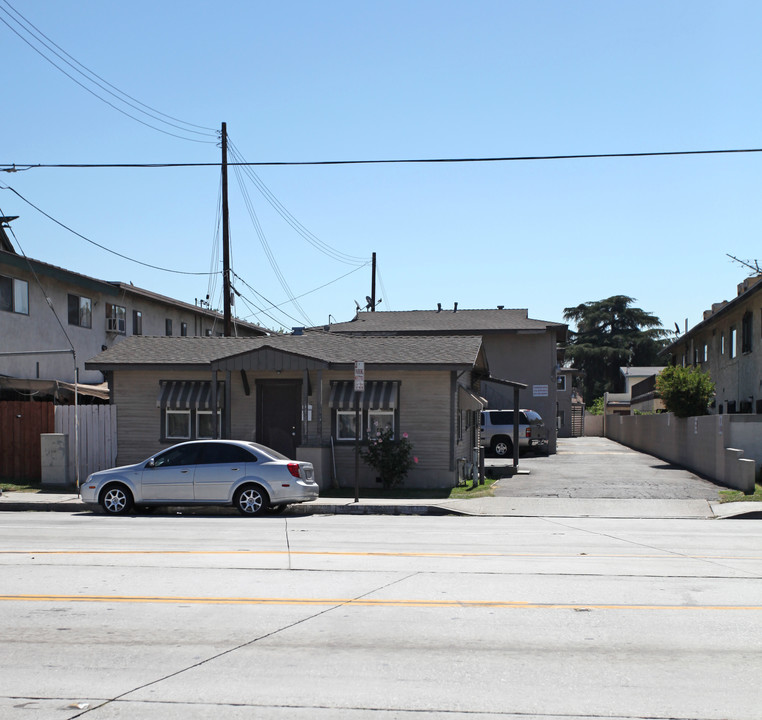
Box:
[80,440,319,516]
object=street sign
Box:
[354,361,365,392]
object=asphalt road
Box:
[493,437,724,499]
[1,512,760,719]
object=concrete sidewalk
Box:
[0,488,758,519]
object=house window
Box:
[368,410,395,436]
[165,409,191,439]
[721,333,725,355]
[742,312,752,353]
[729,327,737,359]
[557,375,567,391]
[336,410,361,441]
[181,322,188,337]
[106,303,126,334]
[703,343,708,363]
[165,319,173,336]
[67,294,92,328]
[196,410,221,438]
[329,381,399,442]
[133,310,143,335]
[0,275,29,314]
[158,380,224,441]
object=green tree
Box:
[563,295,668,402]
[655,365,715,418]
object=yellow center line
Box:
[0,594,760,610]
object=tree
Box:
[563,295,669,402]
[655,365,715,418]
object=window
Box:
[181,322,188,337]
[729,327,737,359]
[165,409,191,439]
[165,318,173,336]
[133,310,143,335]
[703,343,708,363]
[106,303,126,333]
[368,410,394,437]
[557,375,567,391]
[67,294,92,328]
[196,410,221,439]
[336,410,360,441]
[742,312,752,353]
[0,275,29,314]
[721,333,725,355]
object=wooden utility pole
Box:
[221,122,232,336]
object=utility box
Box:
[41,433,69,487]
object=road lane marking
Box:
[2,550,760,560]
[0,595,760,610]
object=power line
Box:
[0,0,217,143]
[1,185,216,276]
[4,146,762,172]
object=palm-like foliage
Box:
[563,295,669,402]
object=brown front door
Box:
[256,381,302,458]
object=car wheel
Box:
[100,484,134,515]
[235,485,269,516]
[493,438,513,457]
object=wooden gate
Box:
[0,401,54,481]
[570,404,585,437]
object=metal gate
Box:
[570,404,585,437]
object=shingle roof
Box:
[85,332,484,369]
[326,309,565,334]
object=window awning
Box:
[157,380,222,410]
[458,385,487,411]
[329,381,398,410]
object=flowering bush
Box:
[361,428,416,488]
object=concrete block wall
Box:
[606,413,758,494]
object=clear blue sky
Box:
[2,0,761,334]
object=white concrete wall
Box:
[605,413,758,493]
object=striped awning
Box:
[329,381,398,410]
[157,380,223,410]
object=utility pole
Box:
[221,122,232,336]
[371,251,376,311]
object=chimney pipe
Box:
[453,302,458,313]
[437,303,442,312]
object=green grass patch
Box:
[719,483,762,503]
[0,479,42,493]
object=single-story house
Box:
[85,331,492,489]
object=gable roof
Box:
[325,309,566,336]
[85,332,486,372]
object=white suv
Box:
[480,409,547,457]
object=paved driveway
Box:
[491,436,724,500]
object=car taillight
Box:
[287,463,301,478]
[525,428,531,437]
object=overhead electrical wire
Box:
[0,0,216,143]
[228,140,367,266]
[231,163,313,326]
[5,146,762,173]
[1,184,216,276]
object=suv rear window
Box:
[489,411,515,424]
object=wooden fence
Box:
[0,401,54,481]
[0,402,116,483]
[55,405,117,485]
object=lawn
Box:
[319,477,497,500]
[719,483,762,503]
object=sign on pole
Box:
[354,361,365,392]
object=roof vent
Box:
[437,303,442,312]
[497,305,504,310]
[453,302,458,313]
[291,326,305,336]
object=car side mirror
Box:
[146,458,155,469]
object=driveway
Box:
[491,436,724,500]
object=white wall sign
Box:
[354,361,365,392]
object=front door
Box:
[256,380,302,458]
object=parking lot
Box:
[492,437,724,500]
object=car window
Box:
[153,444,199,467]
[197,443,256,465]
[491,411,515,424]
[524,411,544,425]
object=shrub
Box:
[361,428,416,488]
[655,365,715,418]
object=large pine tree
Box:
[563,295,668,403]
